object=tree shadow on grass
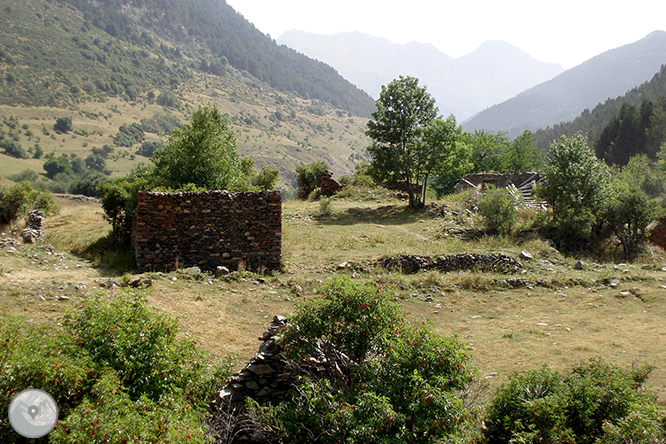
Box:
[317,204,426,226]
[81,234,137,276]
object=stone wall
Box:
[132,190,281,272]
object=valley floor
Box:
[2,195,666,403]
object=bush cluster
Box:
[484,359,664,444]
[477,186,517,235]
[0,291,232,443]
[0,181,59,226]
[240,278,478,443]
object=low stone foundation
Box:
[380,253,523,274]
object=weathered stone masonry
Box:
[132,190,281,272]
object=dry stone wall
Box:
[132,191,281,272]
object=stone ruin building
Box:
[131,190,282,272]
[455,172,543,207]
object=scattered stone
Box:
[338,261,348,269]
[215,266,230,276]
[574,260,586,270]
[56,295,70,301]
[608,279,621,288]
[434,303,442,309]
[520,251,533,260]
[257,277,266,284]
[182,266,201,274]
[127,275,152,288]
[425,296,434,302]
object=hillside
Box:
[0,0,374,186]
[463,31,666,137]
[534,65,666,150]
[278,30,563,120]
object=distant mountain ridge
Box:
[278,30,563,120]
[464,31,666,137]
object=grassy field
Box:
[2,194,666,405]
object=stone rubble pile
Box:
[22,210,45,244]
[380,253,523,274]
[219,315,294,404]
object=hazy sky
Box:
[225,0,665,69]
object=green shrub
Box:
[0,181,59,225]
[319,197,332,216]
[1,291,233,442]
[484,359,662,444]
[257,278,477,443]
[296,161,329,199]
[477,186,517,235]
[113,123,144,147]
[54,116,73,133]
[0,139,28,158]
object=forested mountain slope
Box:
[535,65,666,151]
[1,0,375,117]
[463,31,666,137]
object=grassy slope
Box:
[0,0,370,186]
[2,195,666,404]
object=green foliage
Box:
[484,359,663,444]
[33,143,44,159]
[54,116,73,133]
[140,111,182,135]
[72,172,106,197]
[84,154,110,174]
[594,101,655,165]
[536,66,666,152]
[267,278,476,443]
[296,161,330,200]
[602,186,658,260]
[156,90,181,109]
[0,138,28,158]
[477,186,518,235]
[618,153,665,197]
[536,133,612,243]
[151,105,244,190]
[251,164,280,191]
[43,155,74,179]
[319,197,332,216]
[340,162,376,188]
[136,140,164,157]
[0,292,232,443]
[0,181,59,225]
[366,76,438,208]
[113,122,144,147]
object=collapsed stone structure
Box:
[218,315,294,404]
[22,210,45,244]
[132,190,281,272]
[320,170,343,196]
[648,216,666,250]
[380,253,523,274]
[455,172,543,207]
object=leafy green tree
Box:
[503,130,545,172]
[603,186,658,260]
[467,130,511,173]
[32,143,43,159]
[536,133,612,243]
[0,139,28,159]
[53,116,73,133]
[151,105,244,190]
[366,76,438,208]
[484,359,661,444]
[43,155,73,179]
[416,115,466,205]
[136,140,164,157]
